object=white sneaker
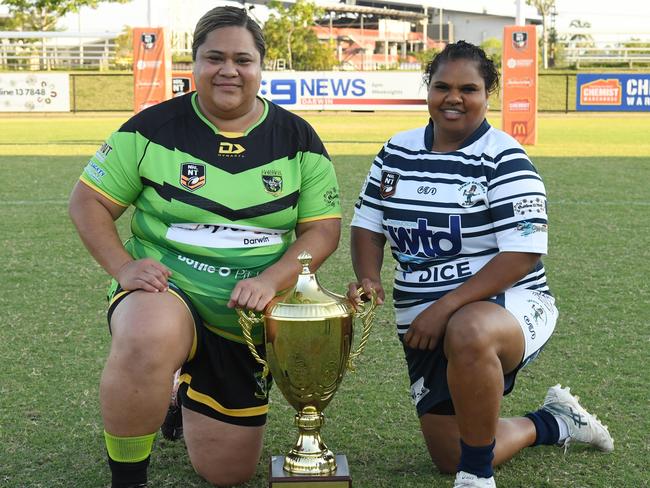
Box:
[541,384,614,452]
[453,471,496,488]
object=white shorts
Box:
[400,288,558,416]
[502,288,558,366]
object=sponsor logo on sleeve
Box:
[516,221,548,236]
[84,161,107,184]
[513,197,546,215]
[94,142,112,163]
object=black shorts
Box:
[107,281,272,427]
[402,293,543,417]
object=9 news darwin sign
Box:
[258,71,427,111]
[576,74,650,111]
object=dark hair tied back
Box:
[424,40,499,95]
[192,6,266,62]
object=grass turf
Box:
[0,112,648,487]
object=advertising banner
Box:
[0,73,69,112]
[161,71,427,111]
[576,74,650,111]
[133,27,172,113]
[259,71,427,111]
[502,25,538,145]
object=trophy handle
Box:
[347,287,378,371]
[236,308,270,378]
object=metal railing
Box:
[563,46,650,68]
[0,31,121,71]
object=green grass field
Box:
[1,112,648,487]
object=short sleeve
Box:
[487,149,548,254]
[350,145,386,234]
[79,130,144,206]
[296,150,341,222]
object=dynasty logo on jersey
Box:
[218,142,245,156]
[180,163,206,191]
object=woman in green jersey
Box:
[69,6,341,487]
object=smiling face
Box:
[193,25,262,122]
[427,59,488,151]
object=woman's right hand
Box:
[116,258,172,293]
[347,278,385,310]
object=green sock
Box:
[104,431,156,463]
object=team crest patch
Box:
[262,170,283,195]
[323,186,339,207]
[380,171,400,198]
[180,163,206,191]
[527,299,548,327]
[410,376,430,406]
[512,31,528,50]
[457,180,486,207]
[254,371,270,400]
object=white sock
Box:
[555,415,570,442]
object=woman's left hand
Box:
[404,301,455,350]
[227,276,277,312]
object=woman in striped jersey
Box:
[349,41,612,488]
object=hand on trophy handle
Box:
[346,278,385,311]
[235,308,270,378]
[347,287,378,372]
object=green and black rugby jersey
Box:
[80,93,341,342]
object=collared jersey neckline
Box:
[191,92,269,137]
[424,118,491,153]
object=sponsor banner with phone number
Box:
[0,73,70,112]
[576,74,650,111]
[259,71,428,111]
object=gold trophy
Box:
[237,251,377,487]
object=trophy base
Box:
[269,454,352,487]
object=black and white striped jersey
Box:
[351,119,551,327]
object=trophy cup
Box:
[237,251,377,487]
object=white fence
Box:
[0,31,121,70]
[2,31,650,71]
[558,32,650,67]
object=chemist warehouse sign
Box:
[259,71,427,111]
[576,73,650,111]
